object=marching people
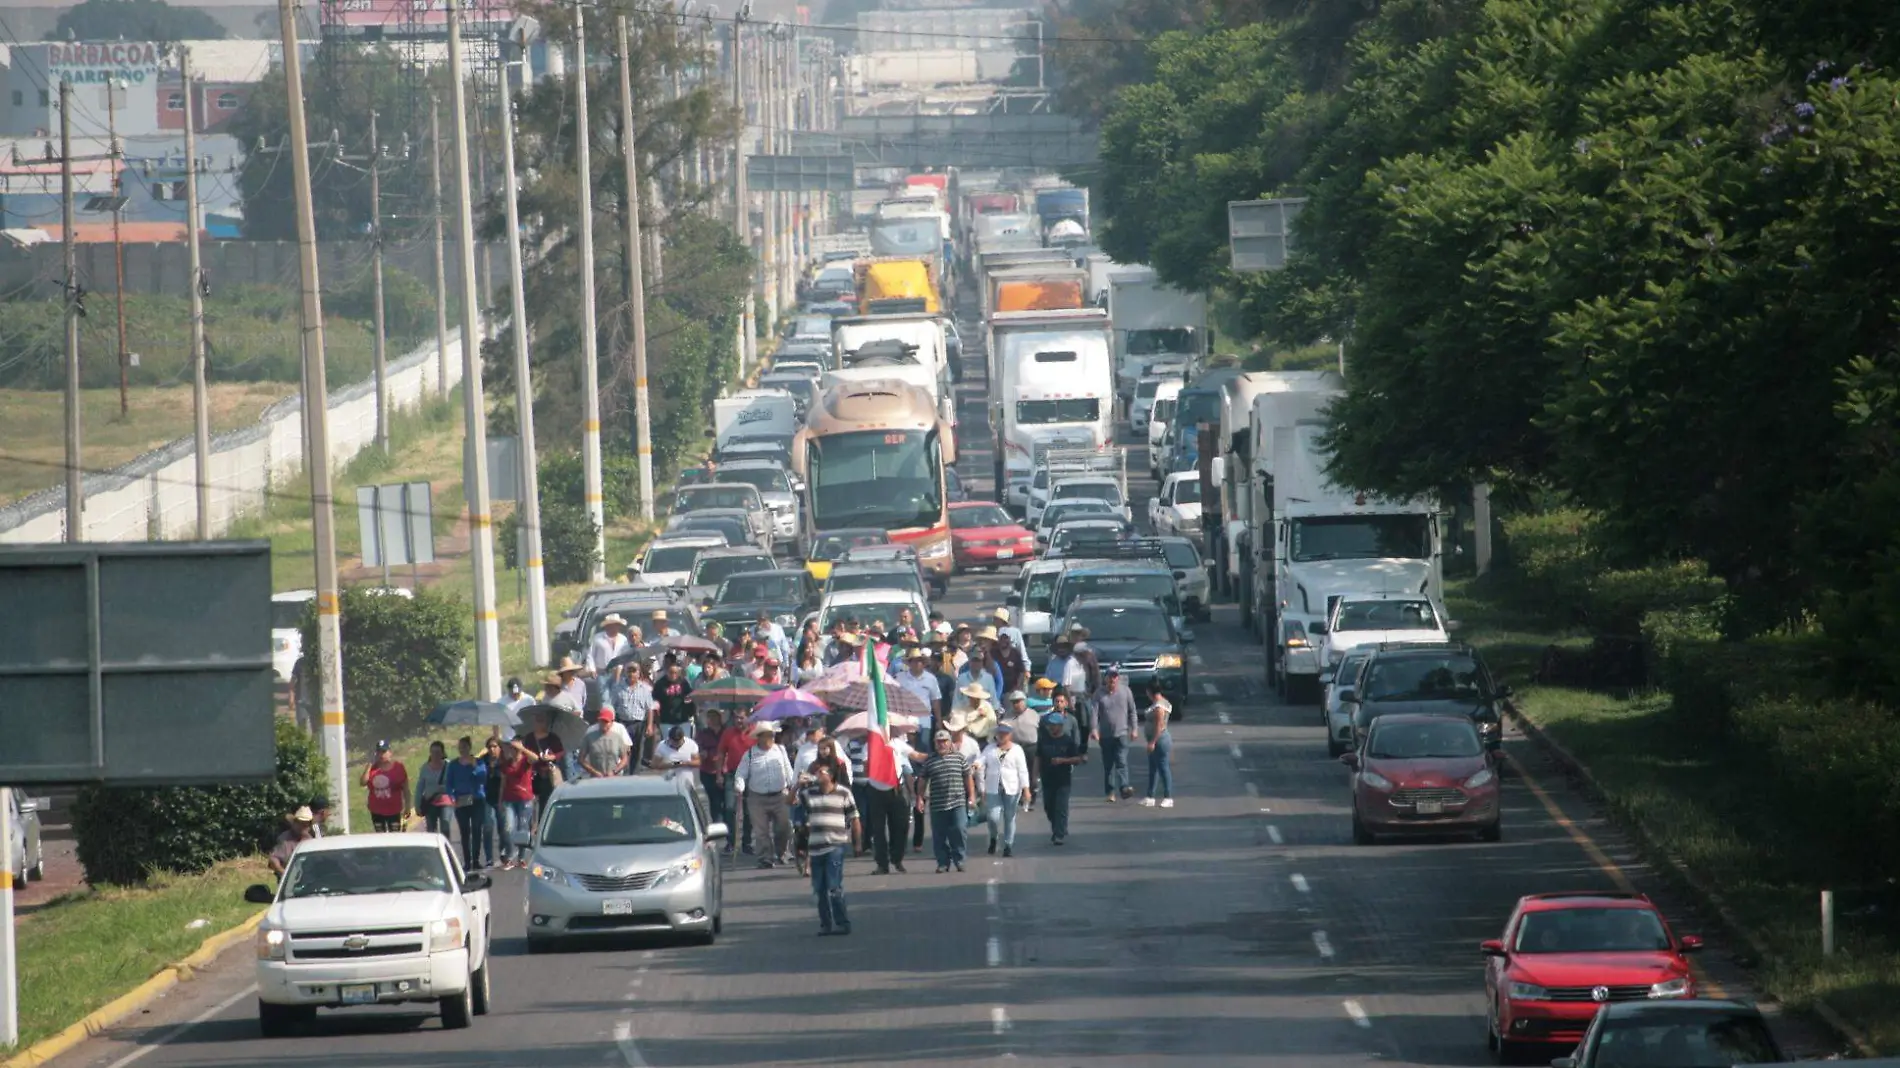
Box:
[696,710,733,825]
[651,722,701,770]
[921,729,977,872]
[362,741,410,833]
[802,760,861,936]
[518,708,567,823]
[495,739,537,866]
[479,737,505,866]
[608,662,656,769]
[447,736,487,870]
[981,723,1031,857]
[415,740,452,837]
[579,708,634,779]
[1093,665,1140,803]
[1142,694,1175,808]
[268,806,319,875]
[735,721,796,869]
[1003,691,1041,810]
[845,728,914,875]
[1037,710,1086,846]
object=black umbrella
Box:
[427,700,519,727]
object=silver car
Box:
[1321,651,1371,757]
[525,774,726,951]
[7,789,43,888]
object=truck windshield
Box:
[1151,399,1176,424]
[1127,328,1197,356]
[1017,399,1100,425]
[676,486,757,512]
[282,845,451,899]
[1289,515,1430,561]
[1067,604,1172,643]
[808,429,943,530]
[715,469,790,494]
[692,554,775,588]
[1175,391,1221,429]
[643,545,708,573]
[1056,572,1179,617]
[541,796,698,847]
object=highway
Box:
[46,302,1827,1068]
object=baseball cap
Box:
[1005,689,1027,702]
[375,739,391,752]
[995,723,1014,736]
[1105,663,1122,677]
[934,729,952,742]
[597,708,614,722]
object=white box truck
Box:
[987,308,1115,512]
[1107,269,1209,401]
[714,389,800,452]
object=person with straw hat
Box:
[268,806,319,875]
[991,607,1028,662]
[735,720,796,868]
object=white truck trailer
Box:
[1107,268,1209,400]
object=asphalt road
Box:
[45,298,1835,1068]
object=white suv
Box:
[1317,593,1452,671]
[247,834,493,1036]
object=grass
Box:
[11,856,271,1051]
[1448,574,1900,1053]
[0,383,299,505]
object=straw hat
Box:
[651,609,669,621]
[957,682,989,701]
[976,625,999,643]
[751,720,780,736]
[991,607,1011,624]
[540,671,566,689]
[556,656,584,675]
[600,613,628,628]
[290,806,315,823]
[964,701,998,739]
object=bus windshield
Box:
[808,429,943,531]
[1017,399,1100,425]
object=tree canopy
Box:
[48,0,226,42]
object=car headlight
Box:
[651,856,704,888]
[921,540,951,560]
[1648,976,1691,999]
[429,916,464,952]
[1154,653,1183,670]
[1464,767,1496,789]
[255,926,286,961]
[530,860,572,888]
[1359,770,1393,790]
[1508,981,1549,1001]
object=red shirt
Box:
[498,754,536,802]
[718,727,753,775]
[364,760,408,817]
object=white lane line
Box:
[616,1019,652,1067]
[1228,743,1243,761]
[991,1006,1013,1034]
[1313,930,1335,959]
[1267,824,1284,845]
[986,877,999,906]
[1189,652,1206,668]
[1290,873,1310,894]
[1244,782,1258,797]
[1216,708,1231,724]
[1344,999,1371,1028]
[986,936,1002,967]
[1198,682,1220,696]
[103,984,259,1068]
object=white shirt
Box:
[959,734,983,792]
[734,744,794,795]
[981,742,1031,797]
[898,669,942,712]
[653,735,699,767]
[587,631,631,675]
[795,742,854,783]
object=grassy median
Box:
[1448,574,1900,1053]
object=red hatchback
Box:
[1343,713,1501,843]
[949,501,1036,572]
[1483,892,1703,1062]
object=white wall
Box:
[0,334,468,544]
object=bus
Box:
[793,377,958,593]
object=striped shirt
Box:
[803,784,859,854]
[921,753,972,811]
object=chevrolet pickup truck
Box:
[245,832,493,1036]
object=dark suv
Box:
[1054,596,1193,715]
[1337,641,1508,752]
[1554,999,1783,1068]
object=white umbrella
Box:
[832,710,922,735]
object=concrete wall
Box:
[0,238,503,299]
[0,329,469,544]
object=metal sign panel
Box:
[746,155,856,193]
[0,541,277,785]
[356,482,436,569]
[786,132,846,157]
[1228,198,1307,272]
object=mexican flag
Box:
[862,641,900,789]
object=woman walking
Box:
[495,740,537,867]
[479,736,505,866]
[981,724,1031,857]
[445,736,488,869]
[1141,694,1174,808]
[414,741,452,837]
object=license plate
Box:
[602,899,634,916]
[340,983,378,1005]
[995,549,1015,559]
[1415,801,1445,815]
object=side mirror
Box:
[463,872,493,892]
[1497,686,1515,699]
[1445,619,1462,631]
[1309,621,1328,635]
[1338,752,1359,768]
[1005,592,1022,607]
[1335,688,1358,705]
[16,797,37,814]
[1480,939,1508,958]
[1319,670,1335,685]
[706,821,731,841]
[243,883,276,904]
[1679,935,1703,952]
[628,562,643,574]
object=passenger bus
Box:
[792,377,957,594]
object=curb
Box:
[2,910,266,1068]
[1507,703,1879,1057]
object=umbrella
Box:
[690,676,773,707]
[427,699,520,727]
[807,673,932,717]
[751,687,829,723]
[516,701,587,749]
[832,710,922,735]
[608,634,724,671]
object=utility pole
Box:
[573,0,607,580]
[758,27,776,336]
[617,14,655,520]
[730,10,754,371]
[108,80,128,417]
[368,110,390,452]
[499,41,549,666]
[182,49,211,539]
[447,0,504,702]
[60,82,81,542]
[474,124,494,343]
[430,96,450,399]
[278,0,350,831]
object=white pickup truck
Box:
[246,833,494,1036]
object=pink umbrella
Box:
[833,710,922,735]
[748,687,829,724]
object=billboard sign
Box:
[46,42,161,85]
[1229,198,1306,272]
[320,0,516,32]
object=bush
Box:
[1499,507,1604,621]
[1585,561,1725,637]
[298,586,467,744]
[72,718,328,886]
[1731,695,1900,883]
[536,449,641,523]
[499,500,603,585]
[1641,624,1828,737]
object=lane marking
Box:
[986,877,999,906]
[1199,682,1220,696]
[1228,743,1243,761]
[1267,824,1283,844]
[991,1006,1012,1034]
[1291,873,1310,894]
[1313,930,1335,959]
[986,936,1002,967]
[1243,782,1258,797]
[1216,708,1231,724]
[1503,749,1729,999]
[103,984,258,1068]
[1344,999,1371,1029]
[616,1019,651,1068]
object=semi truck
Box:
[1107,269,1210,399]
[853,257,941,315]
[987,307,1116,513]
[1217,371,1342,633]
[1033,186,1090,242]
[829,314,954,426]
[714,389,801,452]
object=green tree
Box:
[299,586,467,744]
[48,0,225,42]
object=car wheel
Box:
[1326,736,1342,758]
[27,860,43,881]
[9,873,20,892]
[469,958,491,1016]
[1479,819,1502,843]
[439,979,474,1030]
[713,910,724,935]
[1351,810,1374,846]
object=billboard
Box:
[320,0,518,32]
[45,41,161,85]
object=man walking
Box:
[980,723,1031,857]
[802,761,861,936]
[735,721,796,868]
[1038,710,1086,846]
[1003,691,1040,810]
[1093,665,1140,802]
[578,708,633,779]
[921,729,976,872]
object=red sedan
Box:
[1483,892,1702,1061]
[949,501,1036,572]
[1343,713,1501,843]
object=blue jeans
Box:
[501,800,535,861]
[1101,736,1129,795]
[1147,730,1173,799]
[479,802,498,865]
[810,847,849,931]
[985,791,1019,847]
[930,806,968,867]
[1042,780,1072,839]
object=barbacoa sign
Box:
[48,41,160,84]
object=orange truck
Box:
[853,257,942,315]
[994,279,1086,312]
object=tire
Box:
[525,935,550,955]
[27,860,43,881]
[693,927,717,946]
[439,980,473,1030]
[1351,810,1375,846]
[469,958,491,1016]
[713,910,724,935]
[257,1000,305,1038]
[1326,736,1343,758]
[1479,819,1502,843]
